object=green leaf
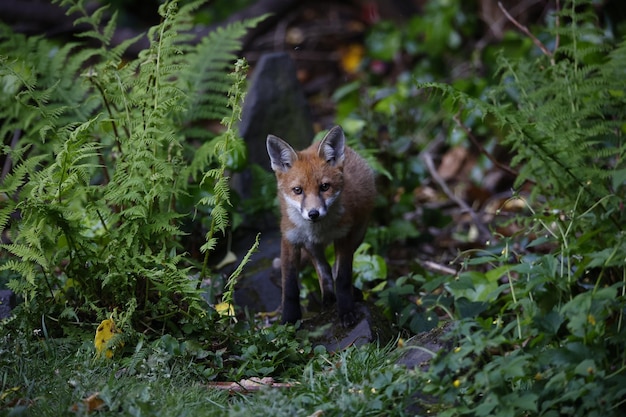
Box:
[533,309,564,336]
[574,359,596,376]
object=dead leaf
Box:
[340,44,365,74]
[70,392,105,413]
[214,302,235,317]
[215,250,237,270]
[438,146,468,180]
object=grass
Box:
[1,333,226,416]
[0,323,421,417]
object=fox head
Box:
[267,126,346,224]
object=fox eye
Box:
[320,183,330,192]
[293,187,302,195]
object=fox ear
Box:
[267,135,297,172]
[318,126,345,166]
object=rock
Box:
[0,289,16,320]
[396,321,455,370]
[300,302,394,352]
[230,52,315,308]
[232,52,314,230]
[396,322,456,415]
[228,227,395,352]
[233,228,282,313]
[239,51,314,171]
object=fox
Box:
[266,126,376,326]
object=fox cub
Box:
[266,126,376,326]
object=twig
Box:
[480,0,544,42]
[208,377,295,394]
[421,150,492,242]
[498,1,555,65]
[452,111,528,181]
[420,260,458,276]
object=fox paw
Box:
[339,310,358,328]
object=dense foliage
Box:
[418,3,626,413]
[1,0,626,415]
[331,0,626,415]
[0,0,262,335]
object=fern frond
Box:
[182,15,267,136]
[2,0,260,332]
[1,244,47,270]
[420,0,626,242]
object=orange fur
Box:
[266,126,376,326]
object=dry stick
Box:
[421,150,492,242]
[420,260,458,276]
[498,1,555,65]
[452,111,522,180]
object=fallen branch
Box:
[208,377,296,394]
[420,260,458,276]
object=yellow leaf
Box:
[340,44,364,74]
[214,302,235,317]
[0,386,21,401]
[94,318,122,359]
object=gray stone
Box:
[228,227,395,352]
[0,289,16,319]
[239,51,314,172]
[397,321,455,370]
[233,229,282,313]
[232,52,314,230]
[230,52,315,307]
[301,302,394,352]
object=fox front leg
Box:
[281,240,302,324]
[334,251,356,327]
[334,230,367,327]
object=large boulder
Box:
[239,51,314,172]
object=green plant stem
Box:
[200,179,226,280]
[42,270,55,300]
[220,233,261,318]
[618,268,625,334]
[504,251,522,339]
[90,77,123,153]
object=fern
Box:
[416,1,626,321]
[0,0,264,334]
[421,0,626,244]
[181,16,267,181]
[198,59,249,279]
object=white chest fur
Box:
[284,203,348,245]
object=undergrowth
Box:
[2,0,626,416]
[0,328,418,417]
[0,0,263,336]
[409,1,626,415]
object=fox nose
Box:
[308,209,320,220]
